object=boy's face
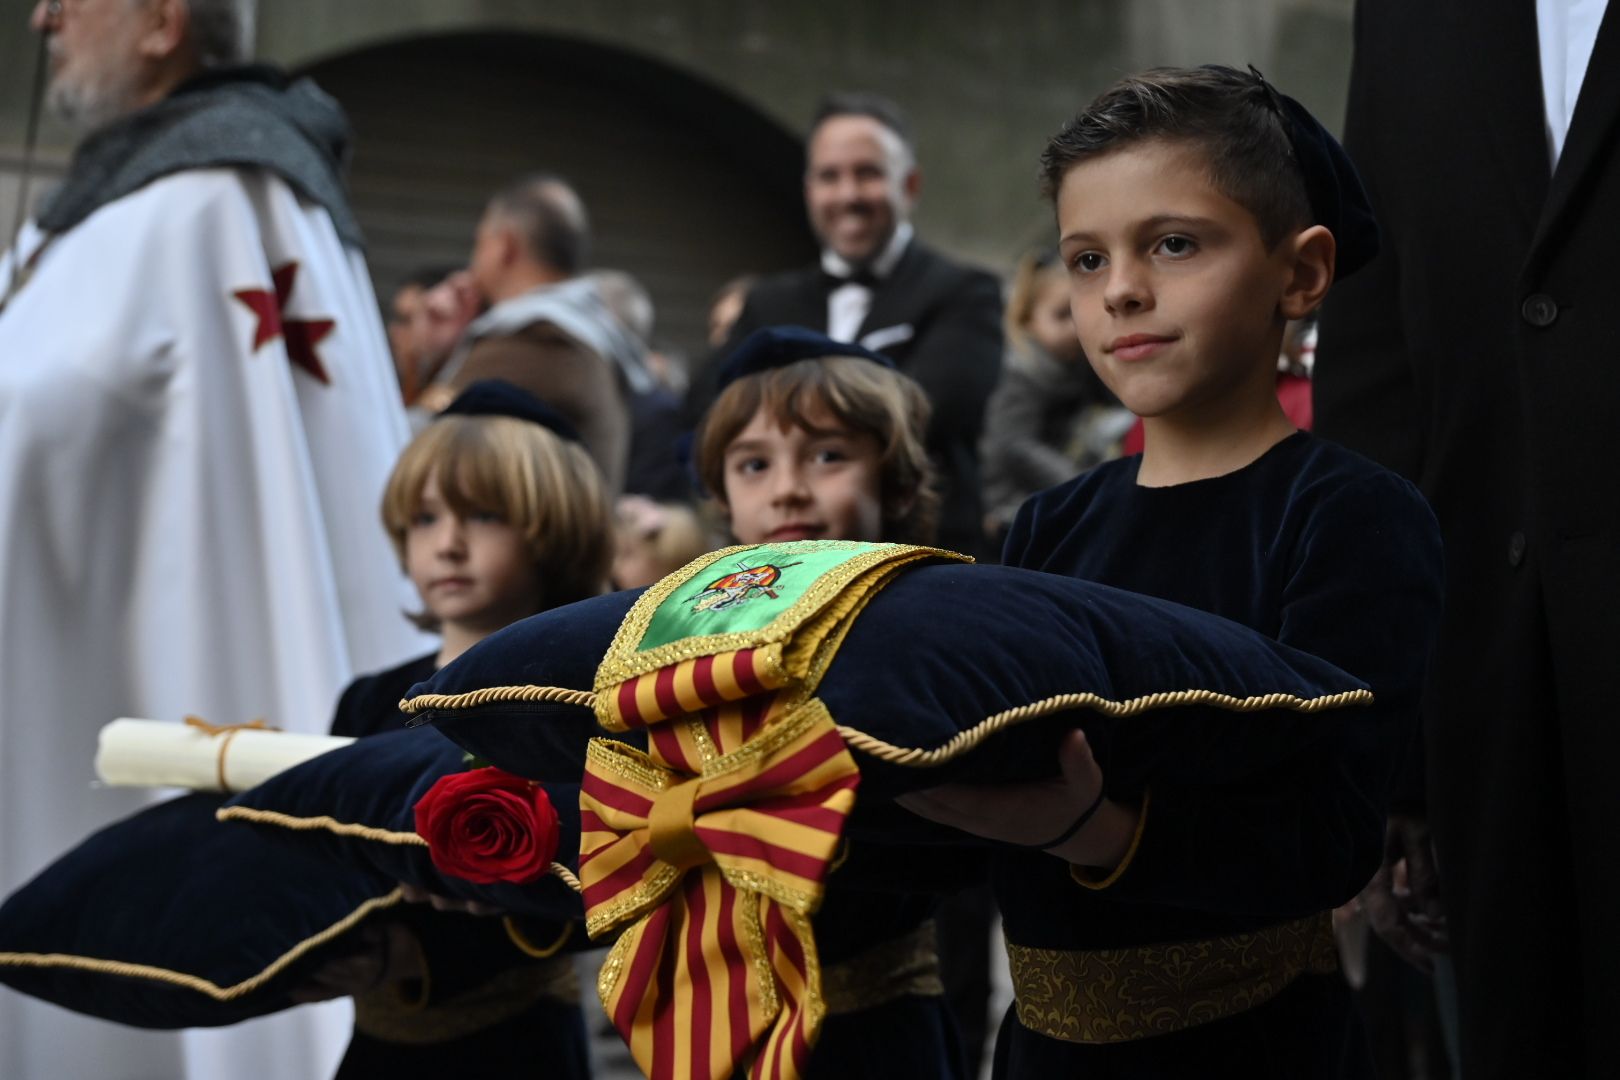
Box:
[1055,140,1300,425]
[720,408,886,545]
[405,470,543,635]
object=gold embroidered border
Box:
[398,684,596,716]
[0,888,406,1000]
[215,806,581,890]
[837,687,1374,767]
[822,919,944,1016]
[592,542,964,691]
[353,954,579,1044]
[1007,912,1339,1044]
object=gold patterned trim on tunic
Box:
[214,806,582,891]
[838,687,1373,767]
[353,954,580,1044]
[1007,911,1339,1044]
[821,919,945,1016]
[0,888,406,1000]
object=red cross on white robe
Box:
[232,261,335,384]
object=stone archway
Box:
[301,30,816,356]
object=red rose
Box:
[413,767,560,885]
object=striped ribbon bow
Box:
[579,695,859,1080]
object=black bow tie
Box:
[820,267,880,291]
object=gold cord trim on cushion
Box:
[1007,911,1339,1044]
[216,805,429,845]
[353,953,579,1044]
[398,684,597,715]
[821,920,945,1016]
[0,888,406,1000]
[214,806,582,891]
[503,916,573,959]
[1071,789,1152,891]
[838,687,1374,767]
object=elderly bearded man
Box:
[0,2,425,1078]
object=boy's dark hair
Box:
[1039,66,1312,249]
[694,357,939,546]
[812,92,914,155]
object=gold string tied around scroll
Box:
[183,715,277,793]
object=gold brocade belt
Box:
[822,919,945,1016]
[1007,911,1338,1044]
[353,952,579,1045]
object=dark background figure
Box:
[426,175,638,493]
[699,92,1005,560]
[1315,3,1620,1078]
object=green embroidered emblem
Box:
[687,558,804,614]
[635,541,893,652]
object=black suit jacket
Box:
[707,239,1004,556]
[1314,3,1620,1076]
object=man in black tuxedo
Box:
[1315,3,1620,1077]
[712,93,1004,558]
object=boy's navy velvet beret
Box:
[715,326,896,392]
[221,726,586,923]
[1235,64,1381,278]
[0,792,399,1028]
[441,378,582,444]
[404,563,1371,798]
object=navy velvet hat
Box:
[403,562,1371,797]
[1238,64,1380,278]
[0,793,400,1028]
[441,379,582,444]
[715,326,896,392]
[221,726,587,924]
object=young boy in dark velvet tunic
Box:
[692,326,968,1080]
[900,67,1443,1078]
[309,381,612,1080]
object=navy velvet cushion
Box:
[220,726,585,922]
[407,564,1370,798]
[0,792,399,1028]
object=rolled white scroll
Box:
[94,718,356,794]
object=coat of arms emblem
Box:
[687,557,804,614]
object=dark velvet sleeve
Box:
[1068,474,1443,915]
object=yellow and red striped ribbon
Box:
[580,698,859,1080]
[610,648,783,732]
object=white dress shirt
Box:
[821,221,914,342]
[1536,0,1609,166]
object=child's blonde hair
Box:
[1003,249,1066,352]
[694,356,939,545]
[382,415,611,627]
